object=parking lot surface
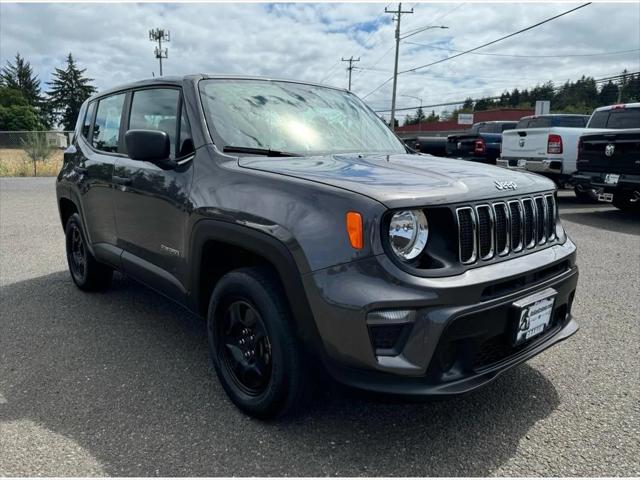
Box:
[1,177,638,476]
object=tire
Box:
[574,187,599,203]
[65,213,113,291]
[207,266,310,419]
[612,192,640,213]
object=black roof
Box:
[88,74,347,101]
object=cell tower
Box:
[149,28,170,76]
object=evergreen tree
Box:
[0,86,41,130]
[0,53,42,107]
[599,81,619,105]
[47,53,96,131]
[426,110,439,123]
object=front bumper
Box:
[303,239,578,395]
[497,157,563,175]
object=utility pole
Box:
[149,28,170,76]
[341,56,360,91]
[385,3,413,130]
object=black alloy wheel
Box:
[68,222,87,283]
[219,300,273,396]
[207,267,310,418]
[64,213,113,290]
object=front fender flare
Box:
[188,219,323,354]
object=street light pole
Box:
[401,94,423,122]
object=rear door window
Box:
[92,93,126,153]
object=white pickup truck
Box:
[498,107,640,199]
[497,114,590,190]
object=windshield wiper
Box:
[223,146,301,157]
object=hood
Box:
[239,153,555,208]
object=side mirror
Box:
[125,129,173,167]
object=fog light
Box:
[367,309,416,354]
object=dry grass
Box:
[0,149,64,177]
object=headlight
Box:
[388,210,428,260]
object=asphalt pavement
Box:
[1,177,638,476]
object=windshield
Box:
[199,79,406,156]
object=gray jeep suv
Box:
[56,75,579,418]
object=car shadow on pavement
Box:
[560,210,639,235]
[1,271,561,476]
[556,194,639,235]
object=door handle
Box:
[113,175,132,186]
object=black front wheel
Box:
[207,267,310,418]
[65,213,113,290]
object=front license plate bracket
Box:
[511,288,557,346]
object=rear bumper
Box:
[572,171,640,194]
[497,157,563,174]
[304,240,579,396]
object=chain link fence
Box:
[0,131,72,177]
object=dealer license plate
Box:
[512,288,557,345]
[604,173,620,185]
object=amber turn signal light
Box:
[346,211,363,249]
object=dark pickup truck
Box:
[446,121,517,164]
[408,136,448,156]
[573,128,640,212]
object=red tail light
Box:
[547,134,563,154]
[577,138,583,161]
[474,139,486,155]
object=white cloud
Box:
[1,2,638,120]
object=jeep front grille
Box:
[456,194,556,265]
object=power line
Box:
[401,3,591,74]
[319,6,392,84]
[373,70,639,113]
[400,3,465,39]
[362,3,592,100]
[404,42,640,59]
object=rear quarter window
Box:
[92,93,126,153]
[82,101,96,140]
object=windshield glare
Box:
[199,79,406,156]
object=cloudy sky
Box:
[1,2,639,120]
